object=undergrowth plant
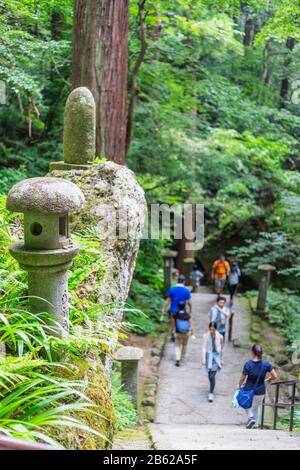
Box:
[0,196,122,445]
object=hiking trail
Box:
[149,287,300,450]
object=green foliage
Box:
[127,239,164,336]
[0,356,104,447]
[0,196,116,445]
[230,232,300,277]
[111,370,137,431]
[246,288,300,352]
[266,290,300,350]
[2,0,300,438]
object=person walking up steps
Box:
[202,322,224,403]
[162,274,192,342]
[228,261,241,305]
[238,344,278,429]
[174,301,194,367]
[208,296,230,340]
[190,265,204,292]
[211,255,230,295]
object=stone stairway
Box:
[149,289,300,450]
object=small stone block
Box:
[233,338,241,348]
[114,346,143,362]
[49,162,91,171]
[162,249,178,259]
[258,264,276,272]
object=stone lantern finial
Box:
[7,177,85,332]
[49,87,96,171]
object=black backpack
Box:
[175,301,191,321]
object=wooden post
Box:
[261,396,266,429]
[290,383,296,432]
[162,250,177,292]
[273,384,280,430]
[228,313,234,342]
[0,435,56,450]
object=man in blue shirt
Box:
[162,275,192,341]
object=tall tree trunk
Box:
[280,38,296,108]
[72,0,129,165]
[126,0,147,156]
[243,17,254,47]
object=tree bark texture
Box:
[280,38,296,107]
[72,0,129,165]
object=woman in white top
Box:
[202,322,224,403]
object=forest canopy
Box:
[0,0,300,332]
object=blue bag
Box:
[237,362,265,409]
[175,318,190,334]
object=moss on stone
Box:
[48,356,116,450]
[46,162,146,448]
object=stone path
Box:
[149,288,300,450]
[113,428,151,450]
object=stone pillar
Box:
[6,177,85,332]
[162,250,178,292]
[114,346,143,409]
[256,264,276,315]
[0,343,6,357]
[49,87,96,171]
[184,257,195,285]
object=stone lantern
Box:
[6,177,85,331]
[162,249,178,292]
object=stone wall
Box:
[50,161,146,305]
[48,161,146,449]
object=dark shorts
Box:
[214,279,225,288]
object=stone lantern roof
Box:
[6,177,85,215]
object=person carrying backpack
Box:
[211,255,230,295]
[237,344,277,429]
[202,322,224,403]
[208,296,230,340]
[174,301,194,367]
[162,274,192,342]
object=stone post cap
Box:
[114,346,144,362]
[184,257,195,263]
[6,177,85,215]
[63,87,96,166]
[162,249,178,259]
[258,264,276,272]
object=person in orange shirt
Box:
[211,255,230,295]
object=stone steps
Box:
[149,424,300,450]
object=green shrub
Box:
[126,280,163,335]
[111,370,137,431]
